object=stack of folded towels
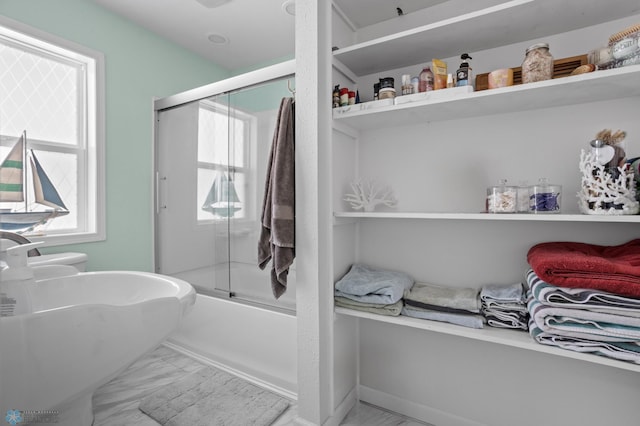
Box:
[334,263,413,316]
[480,282,529,330]
[402,282,484,329]
[526,239,640,364]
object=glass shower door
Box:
[155,77,296,312]
[155,94,230,296]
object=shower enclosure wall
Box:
[154,63,296,313]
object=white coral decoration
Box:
[578,150,639,215]
[344,179,397,212]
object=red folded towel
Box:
[527,239,640,298]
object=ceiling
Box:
[92,0,441,72]
[334,0,446,29]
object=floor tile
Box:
[93,344,428,426]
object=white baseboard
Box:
[163,341,298,401]
[359,385,487,426]
[323,387,358,426]
[289,386,357,426]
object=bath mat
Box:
[138,366,289,426]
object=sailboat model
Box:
[201,171,242,218]
[0,131,69,232]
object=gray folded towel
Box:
[334,263,414,305]
[335,296,403,316]
[258,97,295,299]
[404,282,481,313]
[401,306,484,329]
[484,311,528,330]
[481,282,527,304]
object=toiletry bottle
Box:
[401,74,413,95]
[411,76,420,94]
[0,242,42,317]
[332,85,340,108]
[446,74,454,88]
[418,65,434,92]
[456,53,473,87]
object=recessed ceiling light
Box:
[207,33,229,44]
[282,0,295,16]
[195,0,231,8]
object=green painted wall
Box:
[0,0,230,271]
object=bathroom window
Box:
[0,18,105,245]
[197,99,254,223]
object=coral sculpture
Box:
[578,129,639,215]
[344,179,397,212]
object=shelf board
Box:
[334,211,640,223]
[335,307,640,373]
[333,0,640,76]
[332,65,640,130]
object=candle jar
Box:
[339,87,349,106]
[486,179,517,213]
[522,43,554,84]
[529,178,561,213]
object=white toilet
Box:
[0,233,88,271]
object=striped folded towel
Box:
[528,298,640,342]
[529,319,640,364]
[527,269,640,317]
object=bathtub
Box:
[167,262,297,398]
[171,261,296,312]
[0,270,196,426]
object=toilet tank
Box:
[28,252,88,272]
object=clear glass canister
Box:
[529,178,561,213]
[487,179,517,213]
[516,180,530,213]
[522,43,554,84]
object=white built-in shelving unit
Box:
[333,65,640,129]
[334,211,640,223]
[330,0,640,402]
[334,307,640,373]
[333,0,640,76]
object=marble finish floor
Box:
[93,344,430,426]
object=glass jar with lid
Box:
[529,178,561,213]
[486,179,517,213]
[521,43,554,84]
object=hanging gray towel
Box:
[258,97,295,299]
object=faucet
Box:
[0,231,41,257]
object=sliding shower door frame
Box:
[152,60,296,313]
